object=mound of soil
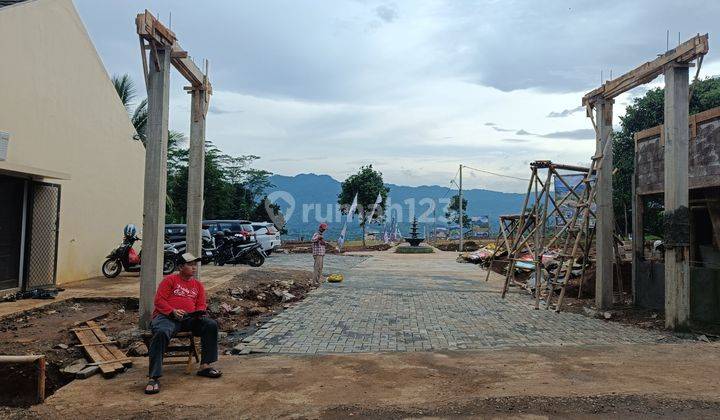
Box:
[206,267,317,347]
[340,243,392,252]
[435,241,480,252]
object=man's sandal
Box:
[144,378,160,394]
[197,367,222,378]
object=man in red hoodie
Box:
[145,253,221,394]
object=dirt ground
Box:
[0,267,317,405]
[433,239,495,252]
[206,267,317,349]
[5,342,718,419]
[0,298,138,403]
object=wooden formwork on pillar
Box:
[136,10,212,329]
[582,34,708,328]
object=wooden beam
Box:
[583,34,708,107]
[136,10,212,90]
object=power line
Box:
[461,164,529,181]
[441,167,461,199]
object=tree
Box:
[612,76,720,236]
[165,140,273,223]
[111,74,148,145]
[112,74,275,225]
[445,194,470,226]
[338,165,390,246]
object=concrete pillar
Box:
[185,86,207,274]
[663,64,691,330]
[631,172,644,305]
[459,164,463,252]
[595,98,614,309]
[139,46,171,329]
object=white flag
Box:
[347,192,358,222]
[366,192,383,224]
[337,222,347,251]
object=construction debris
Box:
[71,320,131,378]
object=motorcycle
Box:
[214,231,266,267]
[101,235,179,278]
[167,229,216,265]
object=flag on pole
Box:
[337,222,347,251]
[367,192,383,224]
[347,193,358,222]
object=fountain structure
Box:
[395,217,433,253]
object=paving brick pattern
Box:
[237,252,666,354]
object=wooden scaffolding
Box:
[500,160,599,310]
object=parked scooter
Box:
[167,228,216,265]
[214,230,266,267]
[101,224,179,278]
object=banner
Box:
[470,215,490,237]
[367,192,383,223]
[347,192,358,223]
[337,222,347,251]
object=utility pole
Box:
[459,164,464,252]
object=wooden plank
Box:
[37,357,45,404]
[136,10,176,45]
[583,34,708,106]
[635,106,720,143]
[0,355,44,363]
[75,322,125,374]
[75,341,117,347]
[87,321,132,368]
[634,125,663,142]
[73,327,118,376]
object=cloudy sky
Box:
[74,0,720,192]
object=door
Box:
[23,182,61,290]
[0,175,25,290]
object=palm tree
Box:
[112,74,148,145]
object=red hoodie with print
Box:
[152,273,207,318]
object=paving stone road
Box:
[236,250,667,354]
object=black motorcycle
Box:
[101,235,178,278]
[167,230,216,265]
[214,231,265,267]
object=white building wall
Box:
[0,0,146,284]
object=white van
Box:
[251,222,281,255]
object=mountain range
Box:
[265,173,525,240]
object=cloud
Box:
[433,2,720,93]
[209,105,242,115]
[516,129,535,135]
[375,4,398,23]
[540,128,596,140]
[547,106,584,118]
[491,126,514,132]
[484,122,497,126]
[502,138,528,143]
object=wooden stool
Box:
[142,331,201,374]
